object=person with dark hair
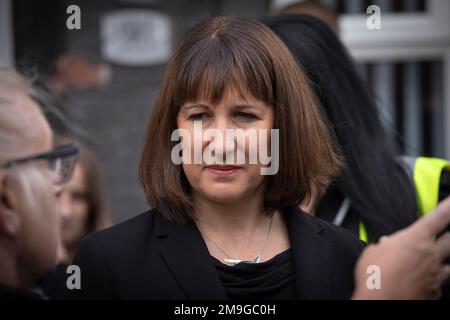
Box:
[273,0,339,35]
[65,16,366,300]
[264,13,450,299]
[264,14,450,243]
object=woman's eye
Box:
[234,111,258,121]
[188,113,209,121]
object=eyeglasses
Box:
[0,144,79,185]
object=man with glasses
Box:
[0,65,78,299]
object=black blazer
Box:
[64,206,364,300]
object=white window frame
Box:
[340,0,450,61]
[340,0,450,159]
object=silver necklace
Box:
[200,214,274,266]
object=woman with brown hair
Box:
[39,136,111,299]
[66,16,364,300]
[55,136,111,265]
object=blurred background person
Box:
[55,135,111,265]
[265,13,450,243]
[38,135,111,299]
[265,12,450,298]
[0,64,78,299]
[265,13,450,298]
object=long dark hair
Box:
[264,14,417,241]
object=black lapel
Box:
[155,212,227,299]
[284,206,333,299]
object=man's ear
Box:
[0,171,20,237]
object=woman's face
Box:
[58,163,89,248]
[177,86,274,204]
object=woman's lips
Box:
[205,165,242,176]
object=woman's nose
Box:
[207,120,237,161]
[58,192,71,218]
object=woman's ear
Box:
[0,171,21,237]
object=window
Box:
[273,0,450,158]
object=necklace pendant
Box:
[223,258,258,266]
[223,256,261,266]
[223,258,244,266]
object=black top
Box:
[38,263,68,300]
[0,283,45,300]
[214,249,297,300]
[63,206,364,300]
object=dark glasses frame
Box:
[0,144,79,169]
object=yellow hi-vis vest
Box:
[359,157,450,243]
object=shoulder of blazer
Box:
[288,206,366,252]
[286,206,365,269]
[65,209,177,299]
[89,208,156,243]
[83,208,179,258]
[311,214,366,298]
[283,206,365,299]
[305,211,366,257]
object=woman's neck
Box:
[193,191,268,239]
[192,191,289,263]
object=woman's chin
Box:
[201,188,245,204]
